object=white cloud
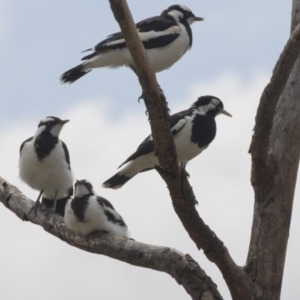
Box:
[1,72,299,300]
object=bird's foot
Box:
[29,201,41,216]
[183,168,190,178]
[154,165,166,175]
[43,206,56,216]
[138,93,144,103]
[4,193,12,208]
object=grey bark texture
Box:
[246,1,300,299]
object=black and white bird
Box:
[102,96,232,189]
[19,117,73,215]
[64,180,129,237]
[60,5,203,84]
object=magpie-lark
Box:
[19,117,73,215]
[102,96,232,189]
[64,180,129,237]
[60,5,203,84]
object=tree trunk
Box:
[246,1,300,299]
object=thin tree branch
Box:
[0,177,222,300]
[107,1,251,299]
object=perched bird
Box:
[19,117,73,215]
[64,180,129,237]
[60,5,203,84]
[102,96,232,189]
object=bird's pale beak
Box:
[221,109,232,117]
[194,16,204,21]
[60,119,70,125]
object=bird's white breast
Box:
[145,23,190,72]
[19,139,73,198]
[64,197,128,237]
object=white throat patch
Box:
[75,184,92,198]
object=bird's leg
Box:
[44,190,58,216]
[29,189,44,215]
[180,164,198,205]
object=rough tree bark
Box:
[247,1,300,299]
[1,1,300,300]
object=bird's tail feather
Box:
[60,64,91,84]
[102,172,134,189]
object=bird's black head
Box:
[36,116,69,137]
[162,5,204,24]
[75,179,95,198]
[191,96,232,118]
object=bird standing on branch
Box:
[102,96,232,189]
[60,5,203,84]
[65,179,129,237]
[19,117,73,215]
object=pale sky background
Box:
[0,1,297,299]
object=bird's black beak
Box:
[60,119,70,125]
[194,16,204,22]
[221,109,232,117]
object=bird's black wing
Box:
[118,108,192,168]
[82,16,180,60]
[169,108,192,135]
[61,140,71,168]
[97,196,115,210]
[97,196,127,227]
[19,136,33,154]
[118,135,154,168]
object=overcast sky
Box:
[0,1,298,299]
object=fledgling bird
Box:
[60,5,203,84]
[19,117,73,215]
[64,180,129,237]
[102,96,232,189]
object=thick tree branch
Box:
[247,2,300,299]
[107,1,251,299]
[0,177,222,300]
[249,23,300,195]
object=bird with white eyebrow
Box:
[19,116,73,215]
[64,180,129,237]
[102,96,232,189]
[60,5,203,84]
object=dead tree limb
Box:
[0,177,222,300]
